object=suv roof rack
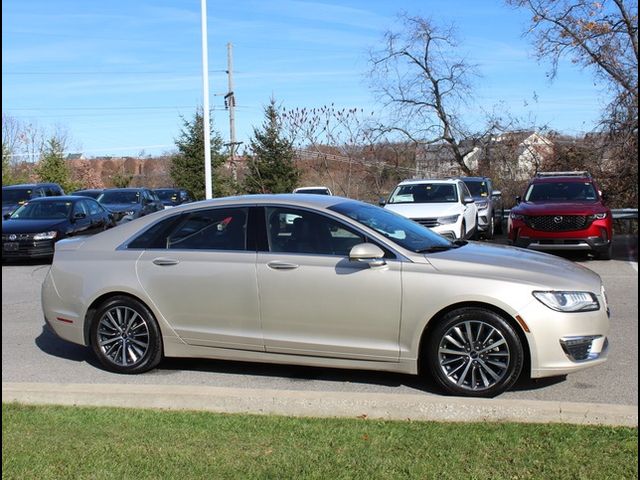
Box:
[535,171,591,178]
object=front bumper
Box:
[517,296,609,378]
[508,218,612,252]
[2,238,55,259]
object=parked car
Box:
[382,178,478,241]
[42,194,609,397]
[2,182,65,218]
[457,176,504,239]
[508,171,613,259]
[97,188,164,223]
[153,188,194,208]
[2,196,114,260]
[293,186,333,195]
[70,189,103,199]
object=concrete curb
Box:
[3,382,637,427]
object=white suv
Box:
[383,178,478,241]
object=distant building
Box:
[415,131,553,180]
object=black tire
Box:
[426,307,523,397]
[494,211,504,234]
[459,221,466,241]
[90,295,163,374]
[595,242,613,260]
[484,215,495,240]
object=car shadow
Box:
[35,325,102,368]
[2,257,52,266]
[35,327,568,396]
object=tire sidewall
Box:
[90,295,163,374]
[426,307,524,397]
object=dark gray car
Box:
[97,188,164,223]
[458,177,504,239]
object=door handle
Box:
[153,257,179,266]
[267,261,299,270]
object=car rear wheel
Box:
[494,211,504,234]
[484,215,495,240]
[426,308,524,397]
[90,296,163,374]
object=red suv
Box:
[508,171,613,259]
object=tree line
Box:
[3,1,637,208]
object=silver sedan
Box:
[41,194,610,397]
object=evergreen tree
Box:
[170,110,232,200]
[244,99,299,194]
[35,137,77,192]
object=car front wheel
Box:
[90,296,163,374]
[426,307,524,397]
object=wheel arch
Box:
[83,291,160,348]
[417,301,531,379]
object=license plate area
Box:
[3,242,19,251]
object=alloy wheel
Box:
[436,319,511,392]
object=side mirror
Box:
[73,212,87,221]
[378,198,386,206]
[491,190,502,197]
[515,195,521,204]
[349,243,386,267]
[3,213,11,220]
[463,196,475,204]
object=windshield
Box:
[463,181,489,198]
[525,182,598,202]
[10,200,72,220]
[329,201,453,253]
[2,188,34,205]
[98,191,141,204]
[155,190,178,201]
[388,183,458,204]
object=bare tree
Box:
[282,105,418,201]
[368,15,502,175]
[509,0,638,206]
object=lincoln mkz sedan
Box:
[42,195,610,397]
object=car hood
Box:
[2,218,68,234]
[102,203,141,213]
[385,203,462,218]
[513,201,608,216]
[426,241,602,291]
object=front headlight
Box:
[33,231,58,241]
[437,214,459,225]
[532,291,600,312]
[475,200,488,210]
[587,212,608,220]
[125,210,136,216]
[510,212,525,220]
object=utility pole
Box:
[224,42,240,182]
[200,0,213,199]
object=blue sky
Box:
[2,0,606,158]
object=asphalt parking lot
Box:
[2,231,637,413]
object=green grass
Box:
[2,403,637,480]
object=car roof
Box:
[3,183,59,189]
[531,175,593,184]
[102,187,147,191]
[397,178,461,186]
[24,195,85,202]
[162,194,351,211]
[457,176,490,182]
